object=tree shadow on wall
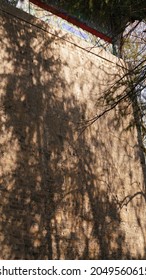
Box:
[0,5,146,259]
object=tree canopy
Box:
[45,0,146,35]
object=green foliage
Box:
[8,0,146,39]
[45,0,146,39]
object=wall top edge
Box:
[0,0,127,70]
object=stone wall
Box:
[0,1,146,259]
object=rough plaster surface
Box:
[0,1,146,259]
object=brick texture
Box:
[0,1,146,259]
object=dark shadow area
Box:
[0,3,146,260]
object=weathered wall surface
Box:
[0,2,146,259]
